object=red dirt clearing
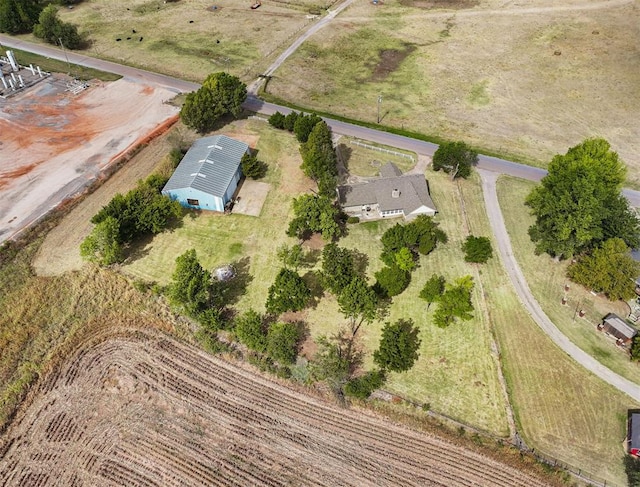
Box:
[0,330,552,486]
[0,76,179,243]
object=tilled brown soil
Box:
[0,330,551,486]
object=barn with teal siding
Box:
[162,135,249,212]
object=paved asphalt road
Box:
[2,34,639,206]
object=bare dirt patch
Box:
[0,329,552,486]
[0,76,179,245]
[369,45,416,81]
[233,180,271,217]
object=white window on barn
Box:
[187,198,199,206]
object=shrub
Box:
[284,111,299,132]
[234,309,267,353]
[344,370,386,400]
[268,111,286,129]
[347,216,360,224]
[241,152,267,179]
[267,321,301,364]
[462,235,493,263]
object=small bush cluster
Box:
[233,309,303,365]
[344,369,386,400]
[81,174,181,265]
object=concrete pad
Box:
[233,179,270,217]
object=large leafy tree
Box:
[433,275,474,328]
[419,274,445,310]
[265,268,311,315]
[321,243,356,295]
[266,321,301,364]
[526,138,639,259]
[287,194,340,241]
[180,72,247,133]
[234,309,267,353]
[168,249,213,315]
[380,216,446,265]
[0,0,42,34]
[80,216,122,266]
[33,5,82,49]
[92,176,181,243]
[432,141,478,180]
[374,318,421,372]
[337,276,379,337]
[567,238,639,301]
[462,235,493,263]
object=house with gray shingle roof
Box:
[162,135,249,212]
[337,163,437,221]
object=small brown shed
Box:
[599,313,637,346]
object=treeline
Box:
[269,111,337,198]
[0,1,83,49]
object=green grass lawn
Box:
[123,120,303,312]
[124,123,510,436]
[496,175,640,385]
[336,135,416,177]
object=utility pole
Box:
[59,38,71,76]
[377,94,382,124]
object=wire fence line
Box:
[376,389,619,487]
[349,139,415,163]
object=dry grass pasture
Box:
[0,328,552,487]
[266,0,640,184]
[55,0,328,81]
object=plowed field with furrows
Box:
[0,331,550,486]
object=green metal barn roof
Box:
[163,135,248,198]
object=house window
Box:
[187,198,200,206]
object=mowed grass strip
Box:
[5,48,121,81]
[490,276,635,486]
[55,0,316,81]
[496,176,640,385]
[267,1,640,186]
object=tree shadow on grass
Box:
[301,270,325,309]
[219,256,253,307]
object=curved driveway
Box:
[480,169,640,402]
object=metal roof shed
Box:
[162,135,249,212]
